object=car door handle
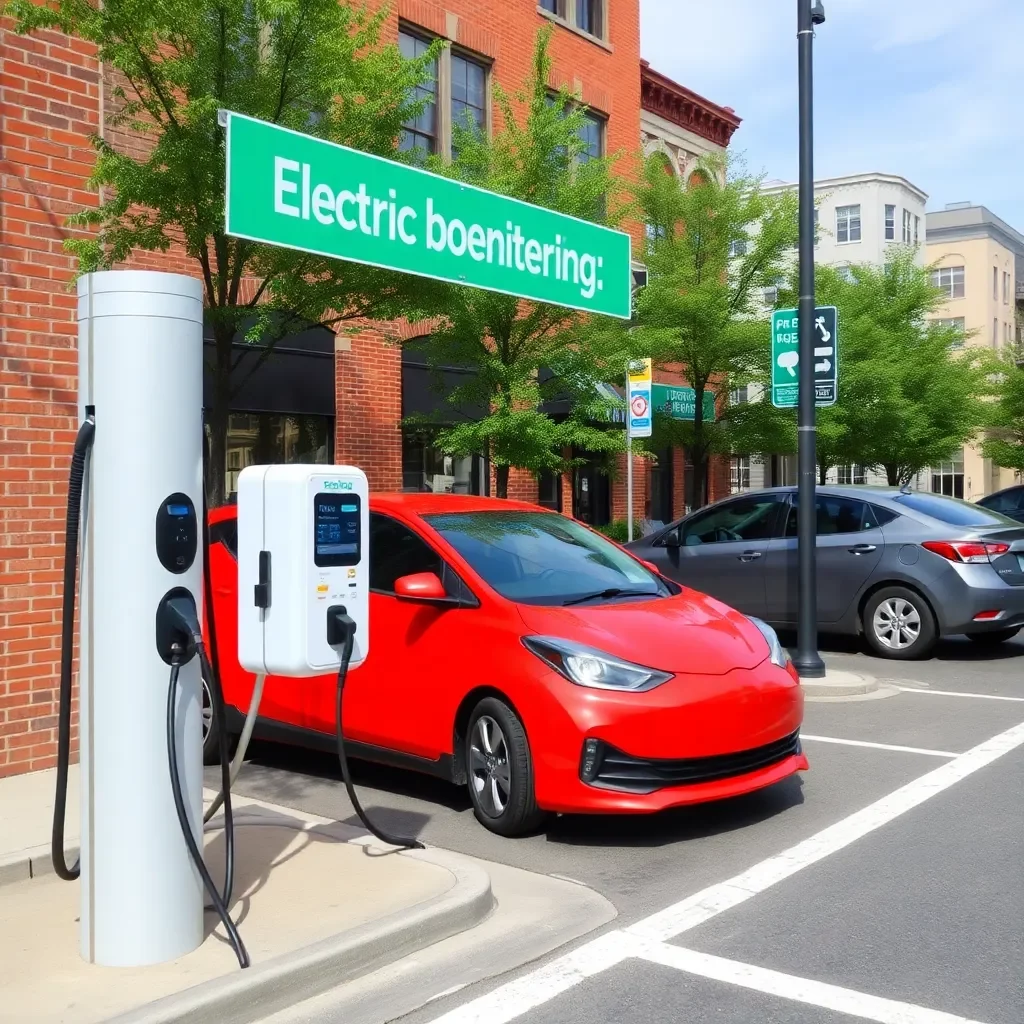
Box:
[738,550,763,561]
[848,543,877,554]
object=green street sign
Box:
[222,111,632,318]
[770,305,838,409]
[651,384,716,422]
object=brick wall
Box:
[0,0,641,776]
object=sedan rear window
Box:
[423,511,668,606]
[892,492,1018,527]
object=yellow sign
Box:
[628,358,652,385]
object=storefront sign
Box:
[651,384,716,422]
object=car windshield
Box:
[423,511,667,606]
[892,492,1019,528]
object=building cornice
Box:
[640,60,741,148]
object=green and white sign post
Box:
[771,305,838,409]
[222,111,633,318]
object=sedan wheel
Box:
[201,676,220,765]
[465,696,545,837]
[863,586,936,660]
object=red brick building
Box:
[0,0,737,776]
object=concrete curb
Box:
[801,669,878,697]
[0,841,73,887]
[104,814,494,1024]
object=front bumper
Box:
[528,660,806,814]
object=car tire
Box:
[967,627,1021,645]
[862,586,937,660]
[201,675,236,766]
[465,697,545,837]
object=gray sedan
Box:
[625,485,1024,660]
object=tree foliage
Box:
[3,0,439,502]
[407,27,625,498]
[628,153,799,506]
[981,352,1024,474]
[806,251,990,485]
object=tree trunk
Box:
[819,464,828,485]
[884,464,899,486]
[495,464,509,499]
[207,324,235,508]
[690,381,708,509]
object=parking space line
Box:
[424,719,1024,1024]
[635,940,990,1024]
[801,734,959,758]
[895,686,1024,702]
[627,717,1024,941]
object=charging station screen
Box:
[314,493,361,567]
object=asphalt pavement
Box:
[209,634,1024,1024]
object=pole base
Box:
[793,651,826,679]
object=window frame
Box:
[835,204,862,244]
[901,208,912,244]
[884,204,895,241]
[399,23,491,162]
[931,265,965,300]
[537,0,608,44]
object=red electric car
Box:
[205,494,807,836]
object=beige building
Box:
[925,203,1024,500]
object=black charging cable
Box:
[53,412,95,882]
[329,607,423,851]
[162,595,247,968]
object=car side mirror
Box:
[663,530,681,549]
[394,572,450,604]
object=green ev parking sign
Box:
[771,305,838,409]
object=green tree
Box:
[981,352,1024,474]
[4,0,439,503]
[629,153,799,507]
[406,27,624,499]
[809,251,989,486]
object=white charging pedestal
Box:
[77,271,205,966]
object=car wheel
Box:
[967,627,1021,645]
[465,697,545,837]
[202,675,221,765]
[863,586,937,660]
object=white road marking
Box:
[801,734,959,758]
[629,717,1024,941]
[636,941,991,1024]
[422,718,1024,1024]
[896,686,1024,702]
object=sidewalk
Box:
[0,768,493,1024]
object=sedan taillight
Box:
[921,540,1010,564]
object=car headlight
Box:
[522,636,672,692]
[747,616,790,669]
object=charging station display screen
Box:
[314,493,361,567]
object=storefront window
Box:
[931,455,964,499]
[402,431,488,494]
[537,470,563,511]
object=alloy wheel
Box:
[872,597,922,651]
[469,715,511,818]
[201,677,213,742]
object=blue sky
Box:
[641,0,1024,231]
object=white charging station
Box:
[76,270,205,966]
[237,464,370,676]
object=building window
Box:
[931,265,965,299]
[913,214,920,245]
[994,317,999,347]
[538,0,606,41]
[728,238,748,257]
[836,204,861,243]
[451,52,487,154]
[994,266,999,301]
[537,470,563,511]
[836,464,866,486]
[900,209,911,244]
[646,221,667,242]
[836,264,854,283]
[934,316,965,350]
[730,456,751,493]
[884,205,895,241]
[729,385,749,405]
[1004,271,1010,304]
[216,413,332,502]
[763,278,782,306]
[931,455,964,499]
[399,30,438,158]
[577,110,604,163]
[402,431,488,495]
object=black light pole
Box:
[794,0,826,678]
